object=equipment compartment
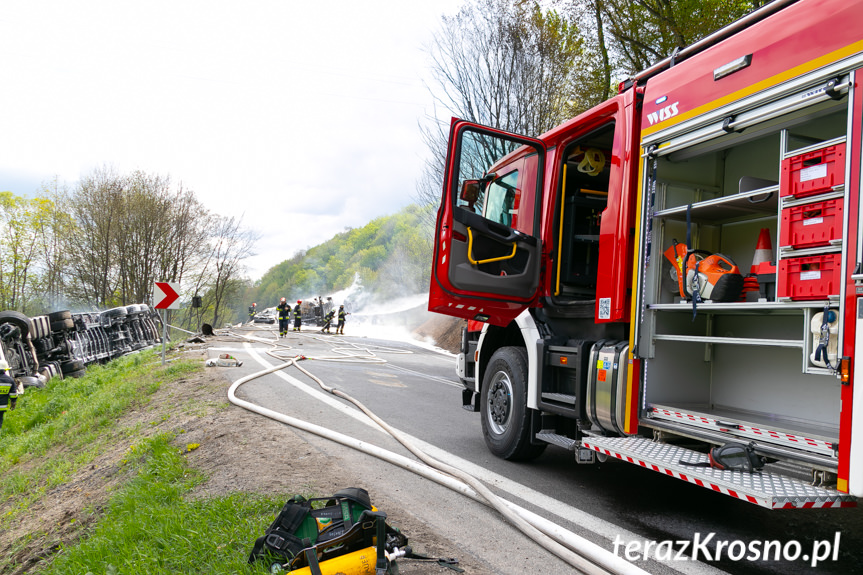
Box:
[635,96,848,466]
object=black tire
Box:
[61,360,85,374]
[48,310,72,322]
[0,311,32,337]
[51,318,75,332]
[480,346,546,461]
[102,307,128,319]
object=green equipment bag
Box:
[248,487,407,573]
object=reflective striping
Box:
[649,407,836,456]
[583,436,855,509]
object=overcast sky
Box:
[0,0,463,281]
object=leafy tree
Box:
[0,192,40,312]
[574,0,759,78]
[32,179,75,311]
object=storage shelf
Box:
[778,241,842,258]
[654,185,778,222]
[780,187,844,208]
[649,402,838,446]
[648,301,833,313]
[652,333,803,347]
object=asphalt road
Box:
[211,324,863,575]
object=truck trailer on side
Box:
[429,0,863,509]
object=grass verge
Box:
[0,349,283,574]
[41,433,280,574]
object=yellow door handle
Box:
[467,227,517,265]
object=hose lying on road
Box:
[224,328,648,575]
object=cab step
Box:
[536,430,578,450]
[582,435,856,509]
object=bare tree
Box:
[63,167,215,310]
[115,171,174,305]
[416,0,584,213]
[195,215,259,328]
[63,166,124,307]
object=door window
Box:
[479,170,519,227]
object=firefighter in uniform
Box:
[248,302,257,322]
[0,360,17,431]
[293,300,303,331]
[320,308,335,333]
[276,297,291,337]
[336,305,348,335]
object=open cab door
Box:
[429,119,546,326]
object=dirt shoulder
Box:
[1,328,492,575]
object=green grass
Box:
[0,350,287,574]
[0,351,190,523]
[41,433,279,575]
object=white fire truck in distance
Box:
[430,0,863,509]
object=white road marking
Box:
[385,363,462,388]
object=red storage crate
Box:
[780,142,845,199]
[779,198,844,249]
[777,253,842,300]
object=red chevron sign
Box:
[153,281,180,309]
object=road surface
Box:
[209,324,863,575]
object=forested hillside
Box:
[241,203,435,313]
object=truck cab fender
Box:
[475,309,541,410]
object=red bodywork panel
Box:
[640,0,863,137]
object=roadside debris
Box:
[205,354,243,367]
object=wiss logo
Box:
[647,101,680,125]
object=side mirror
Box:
[460,180,480,203]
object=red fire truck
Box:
[429,0,863,509]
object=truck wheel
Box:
[0,311,32,337]
[480,346,546,461]
[50,318,75,332]
[48,310,72,322]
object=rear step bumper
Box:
[583,436,856,509]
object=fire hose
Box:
[223,328,647,575]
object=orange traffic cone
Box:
[740,228,773,302]
[751,228,773,274]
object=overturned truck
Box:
[0,304,162,387]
